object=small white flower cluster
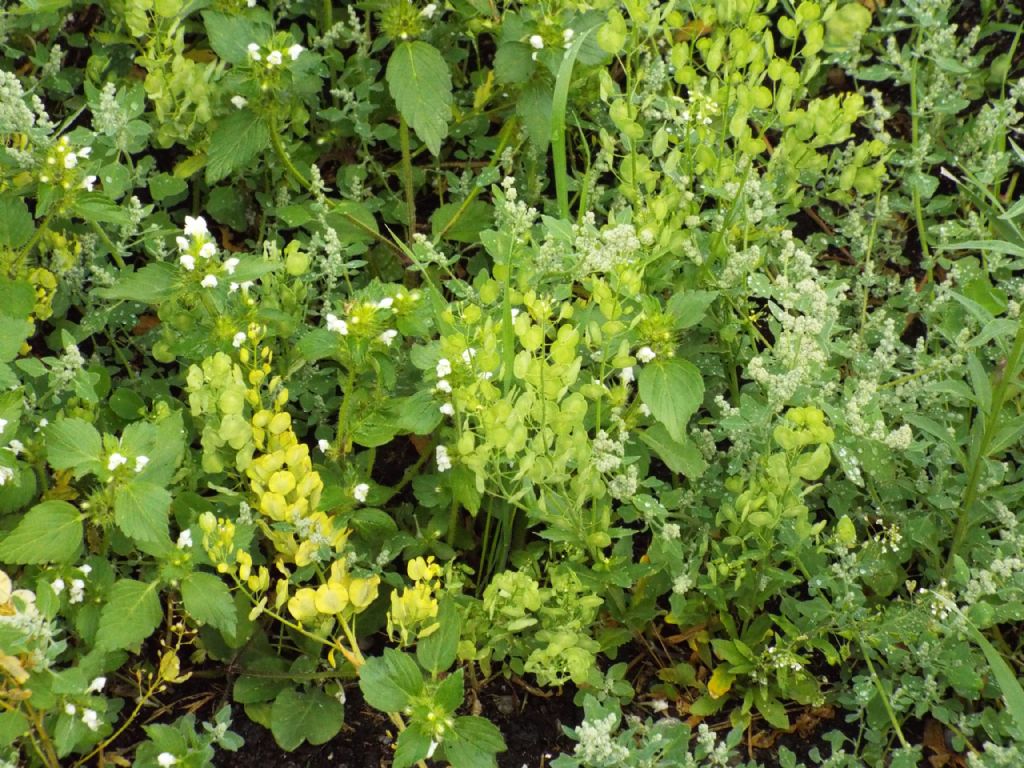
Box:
[324,295,403,347]
[571,711,629,765]
[63,702,101,731]
[247,42,304,68]
[435,444,452,472]
[495,176,538,240]
[352,482,370,503]
[575,220,642,275]
[175,215,235,291]
[157,753,179,767]
[52,563,91,604]
[106,452,149,474]
[39,135,95,190]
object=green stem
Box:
[909,61,933,285]
[13,211,54,271]
[88,219,126,268]
[946,321,1024,573]
[336,367,357,457]
[857,637,910,750]
[399,116,416,243]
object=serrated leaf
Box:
[667,290,718,330]
[206,110,270,185]
[444,716,506,768]
[0,501,82,564]
[359,648,423,713]
[96,263,178,304]
[0,280,35,318]
[386,41,452,156]
[0,318,31,363]
[417,598,461,674]
[639,423,706,477]
[46,418,102,473]
[96,579,163,651]
[181,572,237,635]
[394,726,432,768]
[0,197,34,249]
[203,10,272,64]
[394,390,443,435]
[114,479,171,545]
[270,687,343,751]
[637,359,704,442]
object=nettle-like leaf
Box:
[270,687,344,751]
[114,479,171,546]
[637,358,705,443]
[0,500,82,564]
[386,41,452,156]
[46,418,103,475]
[359,648,424,713]
[206,110,271,185]
[96,579,163,651]
[443,716,506,768]
[181,572,237,636]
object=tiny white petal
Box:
[64,152,78,169]
[439,403,454,416]
[201,274,219,288]
[231,95,248,110]
[199,242,217,259]
[287,44,304,61]
[378,329,398,346]
[82,175,97,191]
[157,754,178,767]
[176,530,193,549]
[267,50,283,66]
[436,379,452,393]
[353,483,370,503]
[107,452,128,471]
[183,215,208,237]
[134,455,149,473]
[529,34,544,49]
[179,254,196,271]
[224,257,240,274]
[317,439,330,452]
[636,346,656,364]
[436,358,452,377]
[232,331,247,348]
[326,314,349,335]
[376,297,394,309]
[86,676,106,694]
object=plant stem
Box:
[857,637,910,750]
[946,320,1024,574]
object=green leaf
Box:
[72,194,132,226]
[96,263,178,304]
[0,280,35,318]
[0,318,31,363]
[394,390,444,435]
[393,726,432,768]
[114,480,171,545]
[639,423,706,478]
[46,418,102,474]
[270,687,344,751]
[667,290,718,330]
[443,716,506,768]
[181,572,237,635]
[433,668,465,713]
[755,695,790,730]
[297,328,340,362]
[637,359,704,442]
[206,110,271,185]
[0,196,34,249]
[517,80,553,151]
[417,597,461,674]
[203,10,272,64]
[386,41,453,156]
[0,501,82,564]
[359,648,424,713]
[96,579,163,651]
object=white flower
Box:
[231,95,248,109]
[82,175,97,191]
[636,346,656,364]
[86,677,106,694]
[436,379,452,394]
[175,236,189,251]
[427,741,439,760]
[0,467,12,487]
[620,366,634,384]
[107,452,128,471]
[199,242,217,259]
[317,439,330,453]
[439,403,454,416]
[176,530,193,549]
[65,703,77,716]
[79,146,91,158]
[267,49,283,66]
[378,329,398,346]
[79,564,92,575]
[134,455,149,473]
[529,34,544,49]
[232,331,247,349]
[69,579,86,604]
[326,314,348,335]
[179,254,196,271]
[353,483,370,503]
[421,3,437,19]
[563,28,575,42]
[81,708,100,731]
[6,439,23,456]
[64,152,78,169]
[246,0,256,6]
[287,44,304,61]
[247,43,262,61]
[201,274,218,288]
[0,418,6,433]
[223,257,240,274]
[157,754,178,767]
[376,297,394,309]
[52,578,65,595]
[183,215,208,237]
[436,445,452,472]
[436,358,452,377]
[461,348,477,364]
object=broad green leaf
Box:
[202,10,272,64]
[433,668,465,713]
[637,359,704,442]
[443,716,506,768]
[0,197,33,249]
[639,423,706,477]
[297,328,340,362]
[206,110,271,185]
[393,726,432,768]
[45,418,102,474]
[517,80,553,151]
[96,579,163,651]
[755,695,790,730]
[667,290,718,330]
[114,480,171,545]
[417,598,461,674]
[0,318,31,362]
[72,194,132,226]
[270,687,343,751]
[358,648,424,713]
[0,501,82,564]
[96,263,178,304]
[394,390,444,435]
[181,572,237,635]
[0,280,34,318]
[386,41,452,156]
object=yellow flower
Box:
[407,556,441,583]
[315,582,349,614]
[348,576,381,611]
[287,587,318,622]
